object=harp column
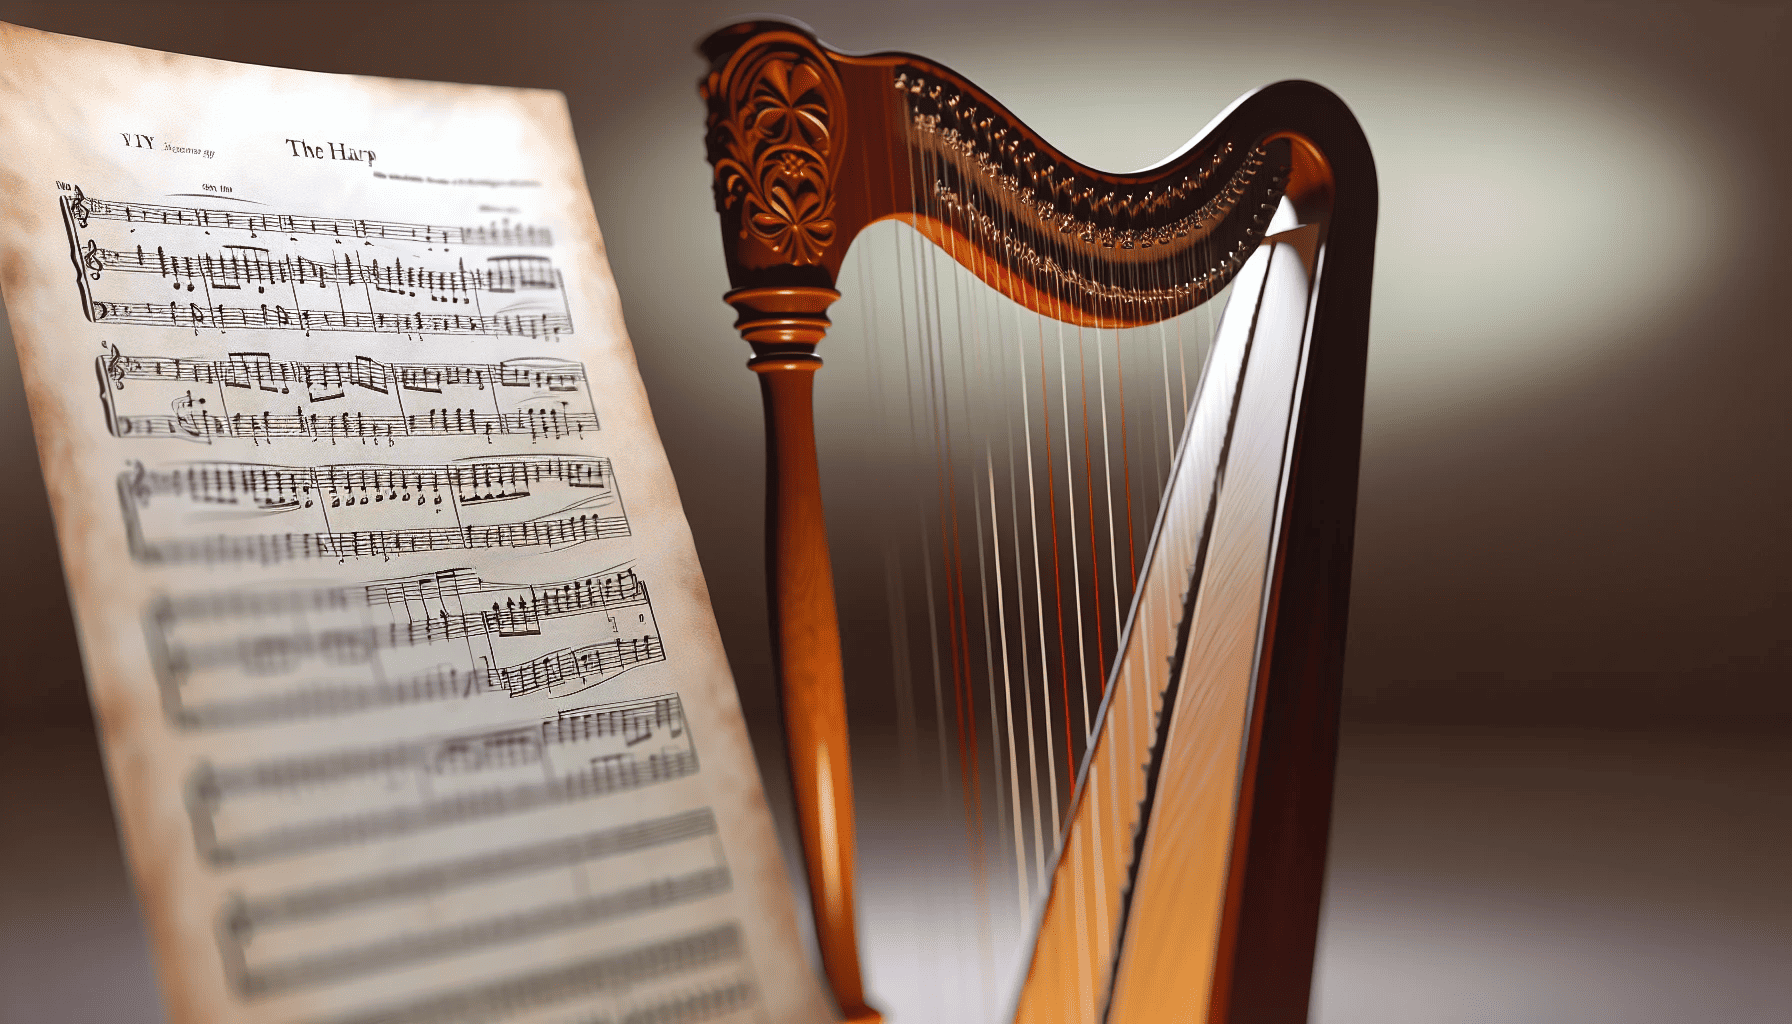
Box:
[704,28,878,1021]
[731,287,879,1024]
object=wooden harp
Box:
[699,19,1376,1023]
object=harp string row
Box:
[894,67,1279,324]
[824,88,1237,1017]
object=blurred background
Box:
[0,2,1787,1022]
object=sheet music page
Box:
[0,23,829,1024]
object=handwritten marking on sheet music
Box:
[62,187,572,340]
[118,454,629,565]
[150,565,666,728]
[99,348,599,444]
[187,694,696,865]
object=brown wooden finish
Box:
[750,347,880,1024]
[699,18,1375,1023]
[1206,95,1375,1024]
[699,22,1293,331]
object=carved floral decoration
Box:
[705,40,846,267]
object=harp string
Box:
[963,261,1014,931]
[1058,212,1102,1018]
[995,174,1048,908]
[971,169,1038,912]
[1072,313,1104,733]
[926,108,1000,1010]
[942,176,998,981]
[1003,265,1050,892]
[1056,315,1090,742]
[923,116,977,925]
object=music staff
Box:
[153,564,663,723]
[89,300,572,339]
[65,188,553,246]
[129,516,630,565]
[103,349,587,392]
[81,243,560,295]
[164,638,665,728]
[110,403,595,444]
[62,187,574,340]
[309,924,744,1024]
[224,809,718,934]
[496,635,666,695]
[124,455,612,509]
[99,348,599,444]
[151,562,665,727]
[118,455,628,566]
[158,564,637,621]
[231,868,733,996]
[188,695,696,866]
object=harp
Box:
[698,20,1375,1023]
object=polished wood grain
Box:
[729,284,879,1024]
[752,353,879,1024]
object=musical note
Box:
[98,348,598,444]
[496,636,667,697]
[187,694,696,865]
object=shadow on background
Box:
[0,2,1786,1022]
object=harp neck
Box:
[700,20,1333,329]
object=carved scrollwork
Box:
[703,35,847,268]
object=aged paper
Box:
[0,22,829,1024]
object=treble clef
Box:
[83,239,103,281]
[103,342,126,390]
[67,186,91,228]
